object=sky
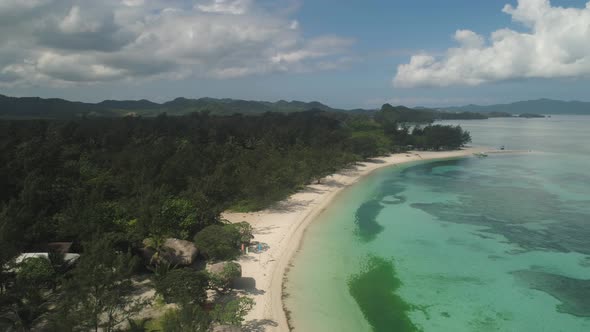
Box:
[1,0,590,109]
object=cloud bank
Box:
[394,0,590,87]
[0,0,353,86]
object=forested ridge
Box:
[0,94,340,119]
[2,93,514,120]
[0,106,470,331]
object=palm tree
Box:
[145,234,169,266]
[0,294,50,332]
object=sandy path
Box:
[223,147,494,332]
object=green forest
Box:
[0,105,470,331]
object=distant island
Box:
[0,94,586,120]
[518,113,546,118]
[439,98,590,115]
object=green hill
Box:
[4,94,579,120]
[0,94,342,119]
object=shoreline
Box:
[223,147,498,332]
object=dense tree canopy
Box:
[194,225,241,261]
[155,268,209,305]
[0,109,470,252]
[48,237,143,332]
[0,108,470,330]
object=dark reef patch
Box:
[411,187,590,254]
[579,257,590,268]
[397,157,590,255]
[353,180,407,242]
[354,199,385,242]
[382,195,407,205]
[408,176,590,254]
[376,181,406,198]
[511,269,590,317]
[416,273,487,287]
[348,255,422,332]
[383,157,590,255]
[399,159,470,178]
[552,173,590,194]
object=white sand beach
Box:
[222,147,495,332]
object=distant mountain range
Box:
[1,94,589,120]
[0,94,342,119]
[439,99,590,115]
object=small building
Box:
[5,252,80,273]
[14,252,80,265]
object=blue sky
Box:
[1,0,590,108]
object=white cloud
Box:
[394,0,590,88]
[454,30,485,49]
[0,0,353,86]
[59,6,96,33]
[271,36,354,64]
[0,0,51,13]
[196,0,252,15]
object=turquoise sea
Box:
[284,116,590,332]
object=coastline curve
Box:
[224,147,511,331]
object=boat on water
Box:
[474,152,488,158]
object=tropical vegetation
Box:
[0,104,470,330]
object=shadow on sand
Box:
[233,277,266,296]
[242,319,279,332]
[267,199,314,213]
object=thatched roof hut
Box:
[139,238,199,266]
[15,253,80,265]
[5,252,80,273]
[29,242,75,254]
[163,238,199,265]
[47,242,73,254]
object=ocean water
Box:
[284,116,590,332]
